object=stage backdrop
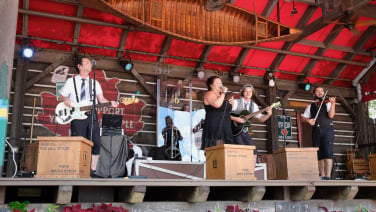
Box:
[158,107,205,162]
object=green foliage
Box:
[47,204,59,212]
[8,201,30,212]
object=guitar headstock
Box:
[271,101,282,109]
[120,97,140,106]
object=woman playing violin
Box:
[301,86,336,180]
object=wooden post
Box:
[266,86,278,152]
[0,0,19,176]
[7,58,28,176]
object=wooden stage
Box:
[1,178,376,211]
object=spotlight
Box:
[300,78,311,91]
[120,49,133,71]
[232,72,241,83]
[265,71,275,87]
[120,60,133,71]
[194,68,206,79]
[229,71,241,83]
[21,39,35,59]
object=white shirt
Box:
[59,75,103,103]
[302,102,332,118]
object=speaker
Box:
[101,114,123,136]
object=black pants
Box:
[71,114,101,154]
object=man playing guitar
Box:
[58,56,119,177]
[231,84,272,165]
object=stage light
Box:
[193,68,206,79]
[300,78,311,92]
[120,60,133,71]
[21,39,35,59]
[120,49,133,71]
[264,71,275,87]
[232,72,241,83]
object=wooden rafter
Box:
[117,29,129,58]
[230,48,250,75]
[325,26,376,85]
[157,37,173,63]
[195,45,212,70]
[269,6,316,72]
[293,0,372,43]
[22,0,30,36]
[261,0,278,17]
[71,5,83,52]
[25,55,70,91]
[296,22,345,82]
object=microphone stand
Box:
[90,60,97,142]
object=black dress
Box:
[201,100,233,150]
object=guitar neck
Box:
[244,107,269,120]
[80,102,112,112]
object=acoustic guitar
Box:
[231,101,281,136]
[55,97,139,125]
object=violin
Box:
[317,96,336,105]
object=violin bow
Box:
[314,89,328,121]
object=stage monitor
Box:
[102,114,122,129]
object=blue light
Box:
[304,83,311,91]
[125,63,133,71]
[22,47,34,58]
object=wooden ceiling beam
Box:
[22,0,30,36]
[298,39,371,56]
[268,6,316,71]
[116,30,129,58]
[296,22,345,82]
[230,48,250,74]
[71,5,83,52]
[195,45,213,69]
[157,37,173,63]
[262,0,278,17]
[293,0,372,43]
[324,26,376,85]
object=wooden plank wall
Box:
[5,56,358,179]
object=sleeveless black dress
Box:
[201,100,233,150]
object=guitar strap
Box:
[73,76,79,103]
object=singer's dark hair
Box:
[206,76,221,91]
[73,55,90,73]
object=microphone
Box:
[92,60,96,66]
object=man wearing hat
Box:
[231,84,272,163]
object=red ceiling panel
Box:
[332,28,361,47]
[83,8,125,24]
[204,46,242,72]
[165,39,205,67]
[30,0,76,17]
[78,23,121,57]
[124,31,165,62]
[243,49,277,70]
[323,49,347,59]
[233,0,268,15]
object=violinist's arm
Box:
[328,96,336,119]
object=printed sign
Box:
[278,115,292,139]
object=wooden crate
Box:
[369,154,376,180]
[273,148,319,180]
[20,142,39,172]
[205,144,256,180]
[34,136,93,178]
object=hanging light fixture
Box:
[300,78,311,91]
[120,49,133,72]
[290,0,298,16]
